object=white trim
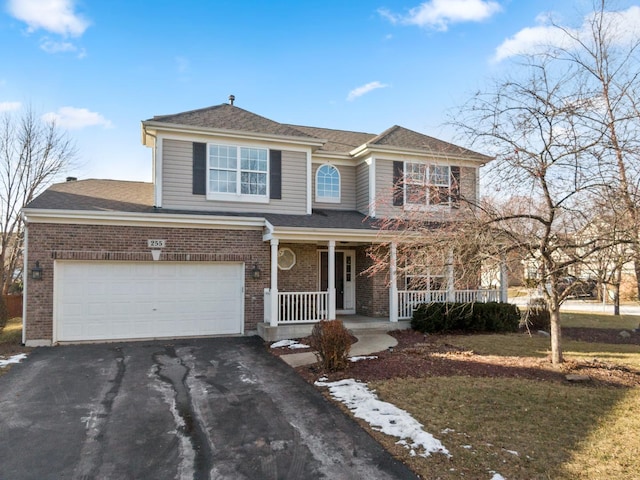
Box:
[23,209,266,230]
[155,135,163,208]
[142,122,325,149]
[350,143,491,165]
[22,216,28,345]
[369,157,376,218]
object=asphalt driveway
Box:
[0,337,417,480]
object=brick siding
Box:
[25,223,270,342]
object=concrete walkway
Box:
[280,329,398,367]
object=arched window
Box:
[315,164,340,203]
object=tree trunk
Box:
[634,257,640,301]
[549,305,563,365]
[613,266,622,316]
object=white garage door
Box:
[55,261,244,342]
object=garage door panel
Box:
[55,262,244,342]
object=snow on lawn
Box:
[315,378,449,458]
[349,355,378,362]
[0,353,27,368]
[270,339,310,349]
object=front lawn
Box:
[0,317,30,377]
[306,312,640,479]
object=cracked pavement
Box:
[0,337,417,480]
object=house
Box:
[21,98,495,346]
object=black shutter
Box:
[392,161,404,206]
[192,142,206,195]
[270,150,282,200]
[450,166,461,208]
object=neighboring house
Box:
[22,99,494,346]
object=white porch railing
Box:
[398,289,500,320]
[265,290,329,325]
[266,289,501,325]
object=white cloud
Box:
[0,101,22,113]
[347,81,389,101]
[42,107,112,130]
[39,38,86,58]
[380,0,502,31]
[494,5,640,62]
[7,0,90,37]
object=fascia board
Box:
[142,121,326,148]
[22,208,266,230]
[267,226,403,243]
[350,143,492,165]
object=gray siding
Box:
[374,159,404,218]
[161,139,307,214]
[312,163,356,210]
[356,162,370,215]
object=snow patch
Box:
[349,355,378,362]
[270,339,310,349]
[490,472,506,480]
[0,353,27,368]
[315,378,449,458]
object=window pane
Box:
[430,165,450,186]
[210,169,236,193]
[406,184,427,205]
[316,164,340,199]
[241,172,267,195]
[406,162,427,183]
[240,147,267,172]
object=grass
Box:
[0,317,27,377]
[363,311,640,480]
[0,317,23,346]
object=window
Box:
[208,144,268,200]
[406,274,446,291]
[405,162,452,207]
[315,164,340,203]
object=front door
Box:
[319,250,355,314]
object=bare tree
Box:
[448,51,631,365]
[548,0,640,298]
[0,107,75,324]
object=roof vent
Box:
[228,94,235,106]
[66,176,77,182]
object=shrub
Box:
[473,302,520,332]
[411,302,519,334]
[520,297,550,332]
[308,320,352,372]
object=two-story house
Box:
[21,99,494,346]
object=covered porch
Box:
[258,213,508,341]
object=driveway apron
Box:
[0,337,417,480]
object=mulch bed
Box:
[291,328,640,388]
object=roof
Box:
[25,179,381,231]
[145,102,490,160]
[26,179,155,213]
[147,104,315,139]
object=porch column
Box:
[328,240,336,320]
[499,254,508,303]
[447,248,455,302]
[389,242,398,322]
[270,239,279,326]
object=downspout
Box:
[21,213,28,346]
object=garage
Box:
[54,261,244,342]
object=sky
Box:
[1,0,639,183]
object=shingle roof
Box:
[26,179,155,212]
[146,103,490,160]
[24,179,382,231]
[285,125,376,153]
[369,125,491,160]
[147,104,315,139]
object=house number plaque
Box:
[147,239,166,248]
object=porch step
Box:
[257,319,411,342]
